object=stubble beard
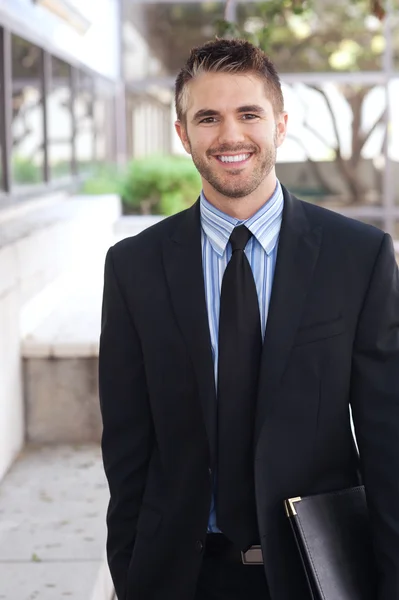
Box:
[188,136,278,199]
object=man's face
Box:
[175,72,287,200]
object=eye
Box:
[199,117,218,124]
[241,114,259,120]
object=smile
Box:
[216,153,252,165]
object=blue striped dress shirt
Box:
[200,180,284,533]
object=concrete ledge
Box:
[0,192,68,226]
[0,194,120,251]
[21,214,160,361]
[0,444,113,600]
[113,214,164,241]
[21,270,103,443]
[0,193,120,480]
[21,270,102,359]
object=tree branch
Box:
[306,83,366,201]
[224,0,234,20]
[307,84,343,156]
[286,133,339,196]
[358,108,387,155]
[302,122,338,153]
[292,84,338,151]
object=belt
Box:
[205,533,263,565]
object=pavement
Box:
[0,444,114,600]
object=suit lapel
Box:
[255,188,322,448]
[162,200,217,467]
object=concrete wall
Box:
[0,194,120,481]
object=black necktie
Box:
[216,225,262,550]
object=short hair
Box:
[175,38,284,124]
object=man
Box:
[99,39,399,600]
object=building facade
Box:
[0,0,124,201]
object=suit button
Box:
[195,540,204,553]
[208,468,212,476]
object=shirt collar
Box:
[200,180,284,257]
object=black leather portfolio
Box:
[284,486,378,600]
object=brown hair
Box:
[175,38,284,124]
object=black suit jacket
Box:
[99,186,399,600]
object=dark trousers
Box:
[195,534,271,600]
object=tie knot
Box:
[229,225,252,252]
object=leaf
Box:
[31,553,41,563]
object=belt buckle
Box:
[241,545,263,565]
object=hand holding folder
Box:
[284,486,378,600]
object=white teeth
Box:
[219,154,250,163]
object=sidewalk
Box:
[0,444,114,600]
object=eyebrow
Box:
[192,105,266,122]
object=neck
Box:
[202,173,277,220]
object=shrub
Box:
[81,163,122,195]
[120,155,201,215]
[12,156,42,184]
[81,156,202,216]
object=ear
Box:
[275,112,288,148]
[175,120,191,155]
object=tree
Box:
[125,0,398,205]
[133,2,230,75]
[216,0,398,205]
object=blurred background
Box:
[0,1,398,599]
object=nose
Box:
[217,116,246,146]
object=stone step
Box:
[0,444,114,600]
[21,270,104,444]
[20,216,164,445]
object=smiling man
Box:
[175,70,286,219]
[99,39,399,600]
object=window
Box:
[75,69,95,173]
[94,86,113,163]
[48,56,72,179]
[278,81,387,207]
[0,33,4,191]
[11,35,44,185]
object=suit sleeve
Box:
[99,246,154,600]
[350,233,399,599]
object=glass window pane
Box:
[0,52,3,190]
[11,35,44,186]
[75,70,94,173]
[388,79,399,232]
[392,10,399,70]
[48,56,72,179]
[276,81,387,208]
[94,81,115,164]
[94,96,108,163]
[127,89,172,158]
[389,78,399,164]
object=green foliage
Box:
[12,156,42,184]
[81,163,122,196]
[159,191,189,215]
[51,161,72,178]
[120,155,201,215]
[81,156,201,216]
[216,0,392,73]
[31,553,41,563]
